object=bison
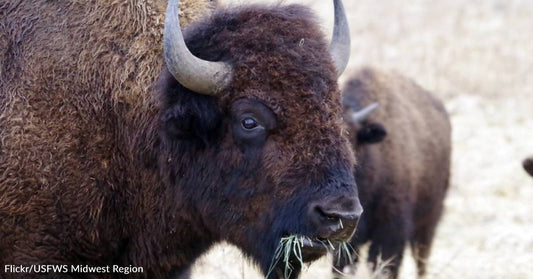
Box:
[0,0,362,278]
[333,67,451,279]
[523,156,533,177]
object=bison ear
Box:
[357,122,387,144]
[162,105,196,139]
[160,92,222,144]
[157,69,222,145]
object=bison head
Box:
[156,0,361,276]
[343,100,387,147]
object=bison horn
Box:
[164,0,233,95]
[329,0,351,77]
[350,103,379,123]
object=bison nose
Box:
[308,197,363,242]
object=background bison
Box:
[335,67,451,278]
[0,0,362,278]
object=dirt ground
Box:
[189,0,533,278]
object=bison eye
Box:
[231,99,275,150]
[241,118,258,130]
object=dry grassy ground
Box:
[190,0,533,278]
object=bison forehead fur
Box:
[0,1,356,278]
[165,4,352,167]
[338,67,452,278]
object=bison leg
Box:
[410,235,432,278]
[367,218,409,279]
[410,219,439,278]
[410,204,444,278]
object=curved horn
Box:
[164,0,233,95]
[329,0,351,77]
[350,103,379,123]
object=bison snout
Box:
[308,196,363,242]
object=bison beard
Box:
[0,1,360,279]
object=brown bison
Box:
[523,156,533,177]
[333,67,451,278]
[0,0,362,278]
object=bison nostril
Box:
[309,200,363,241]
[315,206,340,222]
[316,206,360,223]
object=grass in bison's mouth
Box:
[333,242,356,273]
[265,235,356,279]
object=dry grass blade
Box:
[265,235,307,279]
[335,242,355,267]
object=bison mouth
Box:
[265,235,346,279]
[299,236,335,260]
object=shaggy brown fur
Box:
[523,156,533,177]
[335,67,451,278]
[1,1,358,279]
[0,0,215,277]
